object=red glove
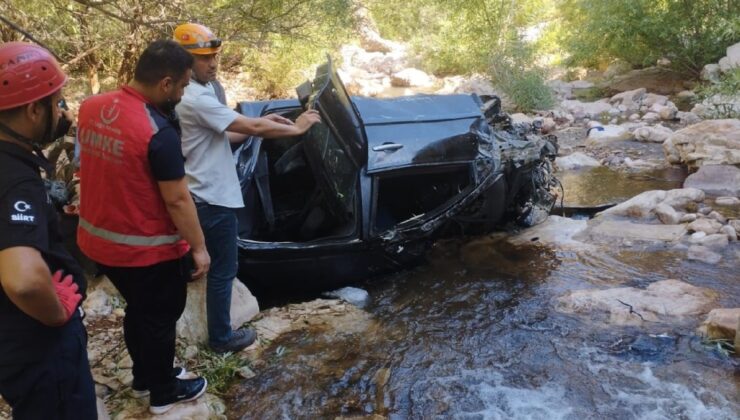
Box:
[52,270,82,324]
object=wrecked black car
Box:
[233,58,558,294]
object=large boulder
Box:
[555,152,601,170]
[633,125,673,143]
[597,188,705,219]
[700,64,721,82]
[683,165,740,197]
[176,279,260,345]
[662,119,740,167]
[556,279,718,326]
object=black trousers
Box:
[0,315,97,420]
[98,257,188,394]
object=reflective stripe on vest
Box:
[78,217,181,246]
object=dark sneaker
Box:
[149,377,207,415]
[132,367,188,398]
[210,327,257,354]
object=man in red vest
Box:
[77,40,210,415]
[0,41,97,420]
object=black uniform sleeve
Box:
[148,126,186,181]
[0,180,49,252]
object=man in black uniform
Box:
[0,42,97,419]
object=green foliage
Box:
[489,46,555,112]
[554,0,740,75]
[696,68,740,118]
[190,348,251,395]
[1,0,355,96]
[368,0,556,75]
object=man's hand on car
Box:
[263,113,294,126]
[191,247,211,281]
[294,110,321,134]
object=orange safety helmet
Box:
[173,23,222,55]
[0,42,67,111]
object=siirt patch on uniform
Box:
[8,198,38,225]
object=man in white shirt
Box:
[174,23,321,353]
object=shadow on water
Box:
[228,166,739,419]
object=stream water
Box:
[228,167,739,419]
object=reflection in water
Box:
[559,166,687,208]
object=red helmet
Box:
[0,42,67,111]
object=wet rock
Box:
[654,203,681,225]
[586,220,686,243]
[697,308,740,341]
[729,219,740,233]
[586,125,632,145]
[598,188,704,219]
[237,365,256,379]
[695,234,729,249]
[689,231,707,242]
[390,68,435,88]
[633,125,673,143]
[676,111,701,125]
[556,279,718,326]
[683,164,740,196]
[720,225,737,241]
[687,245,722,264]
[715,196,740,206]
[708,211,727,224]
[176,279,259,345]
[679,213,697,223]
[667,119,740,168]
[324,287,370,308]
[687,218,723,235]
[555,152,601,170]
[698,205,713,215]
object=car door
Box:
[301,57,368,224]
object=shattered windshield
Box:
[309,122,356,217]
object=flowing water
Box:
[229,168,739,419]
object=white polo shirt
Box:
[176,81,244,208]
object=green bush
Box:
[554,0,740,75]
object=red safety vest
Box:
[76,86,189,267]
